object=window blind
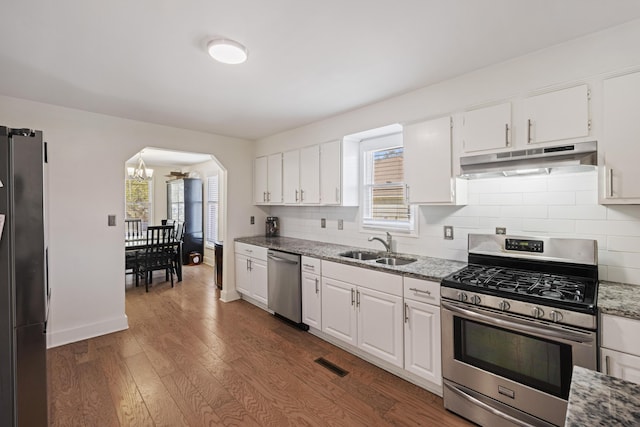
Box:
[206,175,219,245]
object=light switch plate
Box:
[338,219,343,230]
[496,227,506,235]
[250,216,255,225]
[108,214,116,227]
[444,225,454,240]
[321,218,326,228]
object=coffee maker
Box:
[265,217,279,237]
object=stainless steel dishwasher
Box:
[267,250,307,329]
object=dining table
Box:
[125,236,182,282]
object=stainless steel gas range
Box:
[440,234,599,427]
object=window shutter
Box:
[206,175,219,244]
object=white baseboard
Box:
[47,315,129,349]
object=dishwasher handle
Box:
[267,254,299,265]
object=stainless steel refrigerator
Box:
[0,126,49,426]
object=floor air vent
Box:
[314,357,349,377]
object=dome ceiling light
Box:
[207,38,248,64]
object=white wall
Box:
[0,96,264,347]
[258,20,640,286]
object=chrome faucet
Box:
[369,232,393,253]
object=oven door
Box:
[441,300,596,427]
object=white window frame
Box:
[359,132,418,235]
[206,175,219,247]
[124,175,153,227]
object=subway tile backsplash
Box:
[270,170,640,285]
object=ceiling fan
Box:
[165,171,189,179]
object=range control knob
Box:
[499,300,511,311]
[532,306,544,318]
[549,310,564,323]
[470,295,481,305]
[457,292,468,302]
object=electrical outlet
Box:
[444,225,454,240]
[250,216,255,225]
[108,214,116,227]
[496,227,506,235]
[338,219,343,230]
[321,218,326,228]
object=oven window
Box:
[454,318,572,398]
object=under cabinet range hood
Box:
[459,141,597,179]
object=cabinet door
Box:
[601,348,640,386]
[462,102,511,152]
[282,150,300,204]
[403,116,453,204]
[320,140,341,205]
[234,253,251,295]
[299,145,320,204]
[602,72,640,201]
[250,258,268,305]
[254,156,268,204]
[267,153,283,204]
[357,287,403,368]
[321,277,357,346]
[301,272,321,329]
[523,84,589,144]
[404,299,442,385]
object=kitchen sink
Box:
[375,257,417,266]
[338,251,380,261]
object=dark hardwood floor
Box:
[47,264,474,426]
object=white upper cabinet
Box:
[601,71,640,203]
[404,116,462,205]
[299,145,320,204]
[523,84,590,145]
[320,139,359,206]
[282,146,320,205]
[282,150,301,204]
[254,153,282,205]
[462,102,512,153]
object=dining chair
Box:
[135,225,177,292]
[125,218,142,240]
[171,221,186,272]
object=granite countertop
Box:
[566,366,640,426]
[234,236,466,282]
[598,281,640,321]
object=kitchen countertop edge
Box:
[234,236,466,282]
[598,281,640,320]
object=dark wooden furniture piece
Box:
[134,225,177,292]
[124,218,142,239]
[167,178,203,264]
[125,236,182,282]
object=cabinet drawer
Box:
[234,242,268,261]
[404,277,440,306]
[601,314,640,355]
[301,256,321,274]
[321,260,402,297]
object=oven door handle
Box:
[444,382,538,427]
[441,301,594,344]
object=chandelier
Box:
[128,151,153,181]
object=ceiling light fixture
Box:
[207,38,248,64]
[128,151,153,181]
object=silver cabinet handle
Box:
[267,191,271,202]
[295,189,299,202]
[351,288,355,306]
[404,303,409,323]
[315,278,319,294]
[300,189,304,202]
[335,187,340,203]
[263,191,267,202]
[609,168,614,198]
[527,119,532,144]
[505,123,510,146]
[302,263,314,270]
[605,355,610,375]
[356,290,360,308]
[409,287,431,296]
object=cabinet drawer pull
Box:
[404,303,409,323]
[351,288,355,306]
[356,290,360,308]
[409,287,431,296]
[315,278,319,294]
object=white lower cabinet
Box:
[320,261,404,368]
[301,256,322,329]
[600,314,640,385]
[234,243,268,306]
[403,277,442,387]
